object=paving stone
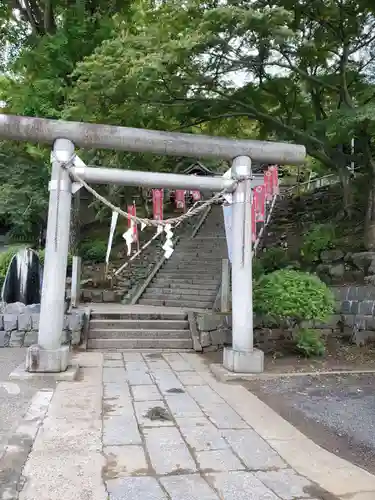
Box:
[143,427,197,475]
[105,353,124,360]
[196,449,244,472]
[255,469,314,499]
[103,414,142,446]
[103,445,149,478]
[107,476,167,500]
[145,359,171,371]
[134,400,174,427]
[177,417,229,451]
[222,430,287,470]
[126,361,149,371]
[152,369,184,394]
[207,471,280,500]
[160,474,219,500]
[104,359,125,367]
[126,369,153,386]
[187,385,225,406]
[165,393,205,418]
[163,353,194,372]
[103,382,131,401]
[177,372,205,386]
[132,385,161,401]
[203,402,249,429]
[123,352,144,362]
[103,368,128,383]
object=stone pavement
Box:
[2,352,375,500]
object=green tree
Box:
[67,0,375,245]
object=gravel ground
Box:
[245,373,375,474]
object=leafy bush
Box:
[254,269,334,326]
[252,259,264,281]
[0,247,19,278]
[300,223,335,264]
[294,328,325,357]
[79,239,107,263]
[259,247,289,273]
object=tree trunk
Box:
[364,153,375,250]
[338,166,353,219]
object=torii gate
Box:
[0,114,305,375]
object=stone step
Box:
[138,298,212,308]
[145,287,217,297]
[151,278,219,287]
[163,262,222,269]
[88,329,191,339]
[161,268,220,275]
[90,311,187,321]
[156,272,218,280]
[89,319,189,330]
[150,281,219,291]
[88,338,193,349]
[142,291,216,302]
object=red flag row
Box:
[251,165,279,242]
[151,189,202,220]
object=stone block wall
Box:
[0,303,85,348]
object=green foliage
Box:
[294,328,326,357]
[254,269,334,325]
[79,240,107,263]
[0,247,20,280]
[252,259,265,281]
[259,247,289,273]
[300,224,335,264]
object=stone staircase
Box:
[137,204,227,309]
[86,204,227,350]
[87,307,192,350]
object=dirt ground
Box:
[203,337,375,374]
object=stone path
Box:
[2,352,375,500]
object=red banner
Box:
[253,184,265,222]
[191,190,201,201]
[264,169,273,201]
[127,204,138,242]
[269,165,279,195]
[152,189,164,220]
[175,190,186,210]
[251,196,256,242]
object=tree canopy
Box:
[1,0,375,244]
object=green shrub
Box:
[252,259,264,281]
[259,247,289,273]
[294,328,325,357]
[254,269,334,326]
[300,223,335,264]
[79,239,107,263]
[0,247,19,278]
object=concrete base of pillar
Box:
[223,347,264,373]
[25,344,70,372]
[9,363,79,381]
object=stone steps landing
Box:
[87,310,193,350]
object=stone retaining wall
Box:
[194,285,375,350]
[0,303,84,348]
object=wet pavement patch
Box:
[145,406,173,421]
[166,388,185,394]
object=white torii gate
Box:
[0,114,305,374]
